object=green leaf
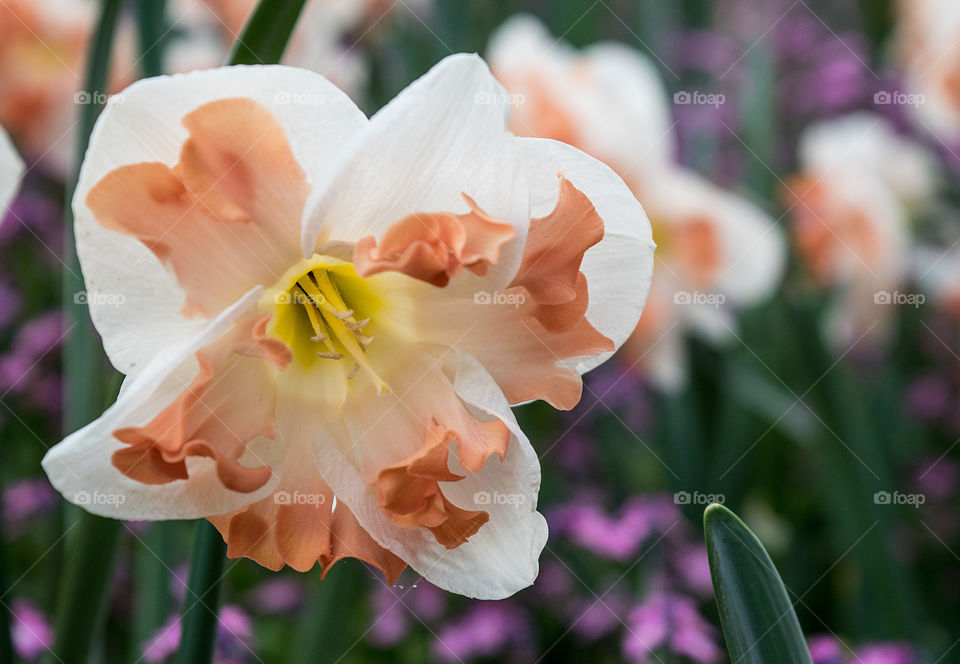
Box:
[704,503,813,664]
[176,521,228,664]
[227,0,309,66]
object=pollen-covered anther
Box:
[292,268,389,394]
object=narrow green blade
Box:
[704,504,813,664]
[227,0,308,66]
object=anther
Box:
[347,363,360,379]
[317,352,345,360]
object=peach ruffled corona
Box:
[42,56,654,599]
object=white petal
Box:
[75,65,368,376]
[313,351,547,600]
[0,127,24,220]
[519,136,656,373]
[302,53,530,295]
[42,287,279,520]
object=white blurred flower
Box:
[488,14,784,391]
[893,0,960,142]
[789,113,938,346]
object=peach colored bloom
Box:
[488,15,783,390]
[42,56,654,598]
[893,0,960,142]
[0,0,136,174]
[787,114,937,345]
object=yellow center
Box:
[263,256,390,394]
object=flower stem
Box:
[45,0,125,662]
[176,521,227,664]
[227,0,308,66]
[135,0,168,79]
[43,513,123,664]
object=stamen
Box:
[347,363,360,379]
[293,270,389,394]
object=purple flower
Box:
[673,544,714,597]
[808,634,847,664]
[368,581,445,648]
[623,592,722,664]
[10,599,54,661]
[857,642,920,664]
[568,593,629,641]
[913,457,959,501]
[432,602,532,663]
[2,477,57,536]
[247,578,305,614]
[905,376,954,423]
[142,605,254,664]
[550,496,680,562]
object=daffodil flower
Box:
[42,55,654,599]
